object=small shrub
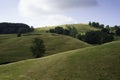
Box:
[17,33,21,37]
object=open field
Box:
[0,41,119,80]
[0,33,90,64]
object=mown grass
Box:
[0,41,119,80]
[0,33,90,64]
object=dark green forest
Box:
[0,22,34,34]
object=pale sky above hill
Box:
[0,0,120,27]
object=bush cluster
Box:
[49,26,78,38]
[77,31,114,44]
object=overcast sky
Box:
[0,0,120,27]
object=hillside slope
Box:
[0,33,90,64]
[36,24,98,33]
[65,24,99,33]
[0,41,119,80]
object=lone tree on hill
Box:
[31,38,45,58]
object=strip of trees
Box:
[0,22,34,34]
[77,31,114,44]
[89,21,104,29]
[89,21,120,36]
[49,26,78,38]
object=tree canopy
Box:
[0,22,34,34]
[31,38,46,58]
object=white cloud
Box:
[19,0,97,17]
[41,15,77,26]
[19,0,97,27]
[25,15,77,27]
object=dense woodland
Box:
[0,22,34,34]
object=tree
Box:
[84,31,114,44]
[17,32,21,37]
[116,28,120,36]
[96,22,100,28]
[66,26,78,37]
[48,26,70,35]
[100,34,114,43]
[54,26,64,34]
[99,24,104,29]
[106,25,110,29]
[17,28,22,37]
[90,22,104,29]
[84,31,101,44]
[63,29,70,35]
[31,38,45,58]
[49,29,55,33]
[30,26,34,31]
[101,28,110,34]
[114,25,120,30]
[76,34,85,41]
[89,21,92,26]
[91,22,96,27]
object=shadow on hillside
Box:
[0,61,11,65]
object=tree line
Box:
[49,25,78,38]
[49,24,115,44]
[0,22,34,34]
[89,21,104,29]
[89,21,120,36]
[77,30,114,44]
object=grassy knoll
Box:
[0,33,90,64]
[0,40,119,80]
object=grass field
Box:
[0,33,90,64]
[0,23,119,80]
[0,40,119,80]
[36,24,99,34]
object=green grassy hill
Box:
[66,24,99,33]
[0,33,90,64]
[36,24,98,33]
[0,41,119,80]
